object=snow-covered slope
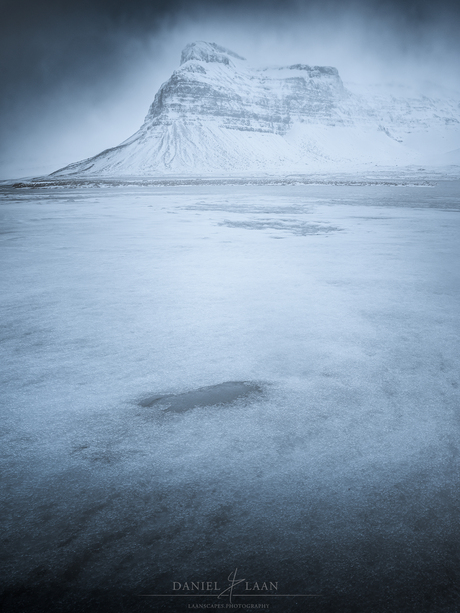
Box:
[52,41,460,176]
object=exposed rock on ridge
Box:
[180,41,246,65]
[51,41,460,176]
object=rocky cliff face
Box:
[52,41,460,176]
[146,42,347,134]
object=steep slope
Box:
[52,41,460,176]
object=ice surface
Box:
[1,180,460,611]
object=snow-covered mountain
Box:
[52,41,460,176]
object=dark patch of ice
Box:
[219,218,341,236]
[139,381,263,413]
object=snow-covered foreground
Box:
[1,180,460,612]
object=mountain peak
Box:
[180,41,246,66]
[50,41,460,177]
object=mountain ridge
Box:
[51,41,460,176]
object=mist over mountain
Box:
[2,0,460,179]
[51,41,460,176]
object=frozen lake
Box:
[1,180,460,612]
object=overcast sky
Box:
[1,0,460,178]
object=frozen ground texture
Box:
[50,41,460,177]
[1,180,460,612]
